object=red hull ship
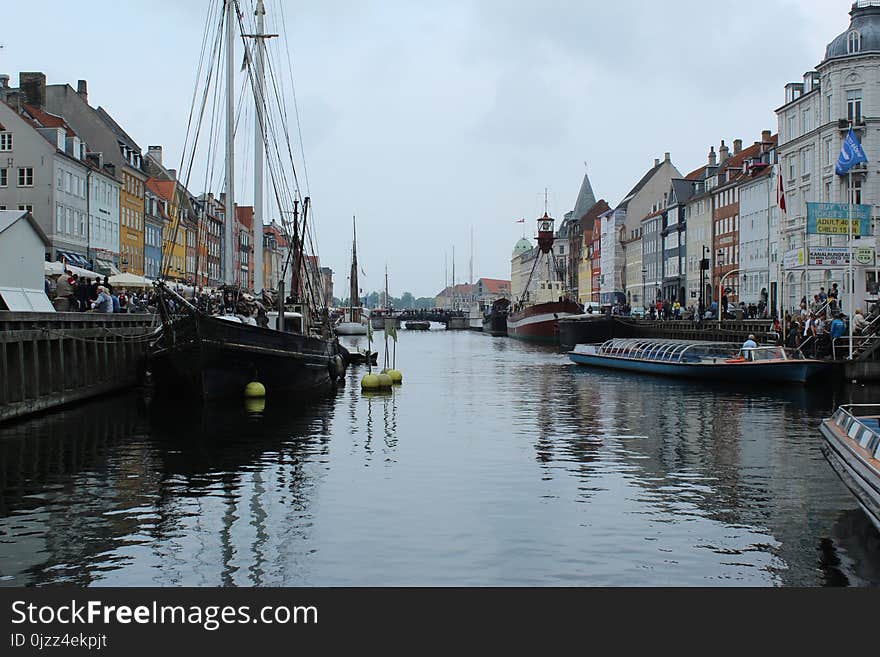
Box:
[507,300,582,344]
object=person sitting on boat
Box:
[742,334,758,360]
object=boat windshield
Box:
[831,404,880,459]
[592,339,803,364]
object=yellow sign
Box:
[814,218,864,236]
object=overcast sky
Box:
[0,0,856,298]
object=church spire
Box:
[571,169,597,221]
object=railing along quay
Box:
[0,311,159,423]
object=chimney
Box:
[0,74,9,89]
[708,146,717,166]
[19,72,47,108]
[719,140,730,164]
[654,158,660,167]
[77,79,88,104]
[168,168,177,180]
[733,139,742,155]
[761,130,772,143]
[148,145,163,166]
[664,152,670,163]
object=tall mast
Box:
[469,226,473,285]
[452,245,456,309]
[252,0,266,294]
[349,216,359,309]
[223,0,236,285]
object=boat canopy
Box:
[575,339,803,364]
[830,404,880,459]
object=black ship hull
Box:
[482,312,507,337]
[557,315,616,350]
[149,313,339,401]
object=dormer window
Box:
[848,30,861,54]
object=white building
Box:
[87,156,121,274]
[0,101,91,268]
[738,167,780,308]
[776,0,880,314]
[0,210,53,311]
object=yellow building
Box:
[119,165,146,275]
[578,239,592,305]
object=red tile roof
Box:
[22,103,77,138]
[478,278,511,294]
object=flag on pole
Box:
[367,319,373,342]
[515,218,526,224]
[776,167,787,215]
[836,128,869,176]
[387,322,398,342]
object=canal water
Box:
[1,328,879,587]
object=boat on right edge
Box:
[820,405,880,533]
[568,338,829,384]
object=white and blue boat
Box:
[568,338,828,384]
[820,405,880,532]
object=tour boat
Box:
[507,210,580,344]
[568,339,829,384]
[820,405,880,532]
[405,320,431,331]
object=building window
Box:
[788,114,796,140]
[801,149,812,178]
[802,108,811,133]
[824,139,833,166]
[17,167,33,187]
[788,157,796,181]
[56,205,64,232]
[17,204,32,213]
[847,89,862,123]
[852,178,863,205]
[0,132,12,151]
[848,30,861,54]
[0,168,6,187]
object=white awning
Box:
[0,287,55,312]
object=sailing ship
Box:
[149,0,342,400]
[507,210,580,344]
[335,217,368,335]
[370,267,401,330]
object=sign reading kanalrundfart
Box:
[806,202,872,236]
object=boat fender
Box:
[330,355,345,379]
[244,381,266,398]
[725,356,746,364]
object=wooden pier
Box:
[0,311,158,423]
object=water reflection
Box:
[0,331,877,586]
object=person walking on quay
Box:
[90,286,114,313]
[830,313,846,342]
[76,277,93,311]
[55,269,76,311]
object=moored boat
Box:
[820,405,880,532]
[568,338,829,384]
[336,217,368,335]
[468,303,484,331]
[151,286,341,400]
[507,208,580,344]
[508,299,581,343]
[482,298,509,336]
[405,320,431,331]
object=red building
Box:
[235,205,255,290]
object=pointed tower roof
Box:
[571,172,597,222]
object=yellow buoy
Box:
[361,373,380,389]
[244,381,266,398]
[244,397,266,414]
[377,373,393,389]
[385,369,403,384]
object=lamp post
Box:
[642,267,647,315]
[700,245,710,316]
[719,268,744,322]
[716,249,724,320]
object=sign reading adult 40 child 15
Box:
[807,202,872,236]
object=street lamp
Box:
[642,267,647,315]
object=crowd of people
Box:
[47,270,154,313]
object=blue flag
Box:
[836,128,868,176]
